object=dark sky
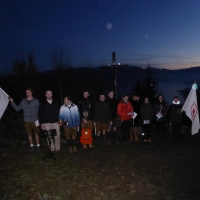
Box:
[1,0,200,73]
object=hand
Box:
[8,97,13,102]
[41,124,45,130]
[83,118,88,123]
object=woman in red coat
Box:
[118,94,133,142]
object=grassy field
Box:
[0,120,200,200]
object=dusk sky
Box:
[1,0,200,73]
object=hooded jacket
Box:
[59,103,80,128]
[168,102,183,123]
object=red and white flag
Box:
[182,83,200,135]
[0,88,9,119]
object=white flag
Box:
[182,83,200,135]
[0,88,9,119]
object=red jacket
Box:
[117,101,133,120]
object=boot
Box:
[73,146,78,153]
[69,146,73,153]
[89,143,94,148]
[83,144,87,149]
[134,134,139,142]
[130,133,133,141]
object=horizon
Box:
[1,0,200,73]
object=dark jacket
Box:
[93,101,112,123]
[78,97,94,121]
[130,99,141,115]
[154,103,168,122]
[140,103,154,121]
[168,103,183,123]
[39,100,60,124]
[106,98,118,119]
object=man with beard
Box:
[39,89,60,153]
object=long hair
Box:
[155,94,167,106]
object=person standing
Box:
[168,96,183,143]
[130,94,141,142]
[154,94,168,141]
[106,91,119,144]
[9,88,40,153]
[39,89,60,153]
[140,97,154,142]
[93,93,112,145]
[59,95,80,153]
[118,94,133,142]
[78,90,94,149]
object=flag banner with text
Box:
[0,88,9,119]
[182,83,200,135]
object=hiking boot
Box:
[73,146,78,153]
[36,146,41,154]
[83,144,87,149]
[143,139,147,142]
[69,146,73,153]
[130,135,133,141]
[89,143,94,148]
[147,139,152,143]
[29,146,34,153]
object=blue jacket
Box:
[59,103,80,128]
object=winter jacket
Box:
[130,99,141,115]
[59,103,80,128]
[11,97,39,122]
[93,101,112,123]
[39,100,60,124]
[168,103,183,123]
[77,97,94,121]
[140,103,154,121]
[106,98,118,118]
[154,103,168,121]
[117,101,133,121]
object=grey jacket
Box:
[11,98,39,122]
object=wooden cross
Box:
[100,52,128,99]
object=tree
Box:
[51,47,71,103]
[142,65,158,103]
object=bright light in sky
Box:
[106,23,112,30]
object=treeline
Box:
[0,52,159,105]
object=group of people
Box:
[8,88,184,154]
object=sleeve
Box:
[150,105,154,120]
[77,100,83,120]
[140,105,144,120]
[11,100,23,111]
[59,106,64,121]
[93,103,97,121]
[76,106,80,125]
[117,103,127,117]
[39,103,44,124]
[107,104,112,121]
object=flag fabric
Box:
[0,88,9,119]
[182,83,200,135]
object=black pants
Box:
[155,121,166,139]
[171,122,181,142]
[142,123,151,140]
[121,120,131,141]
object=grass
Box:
[0,121,200,199]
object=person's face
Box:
[173,98,179,103]
[158,95,163,102]
[108,91,114,99]
[123,96,129,103]
[99,95,105,101]
[133,95,137,101]
[64,98,71,105]
[26,90,33,98]
[45,91,53,99]
[83,92,89,98]
[144,98,149,104]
